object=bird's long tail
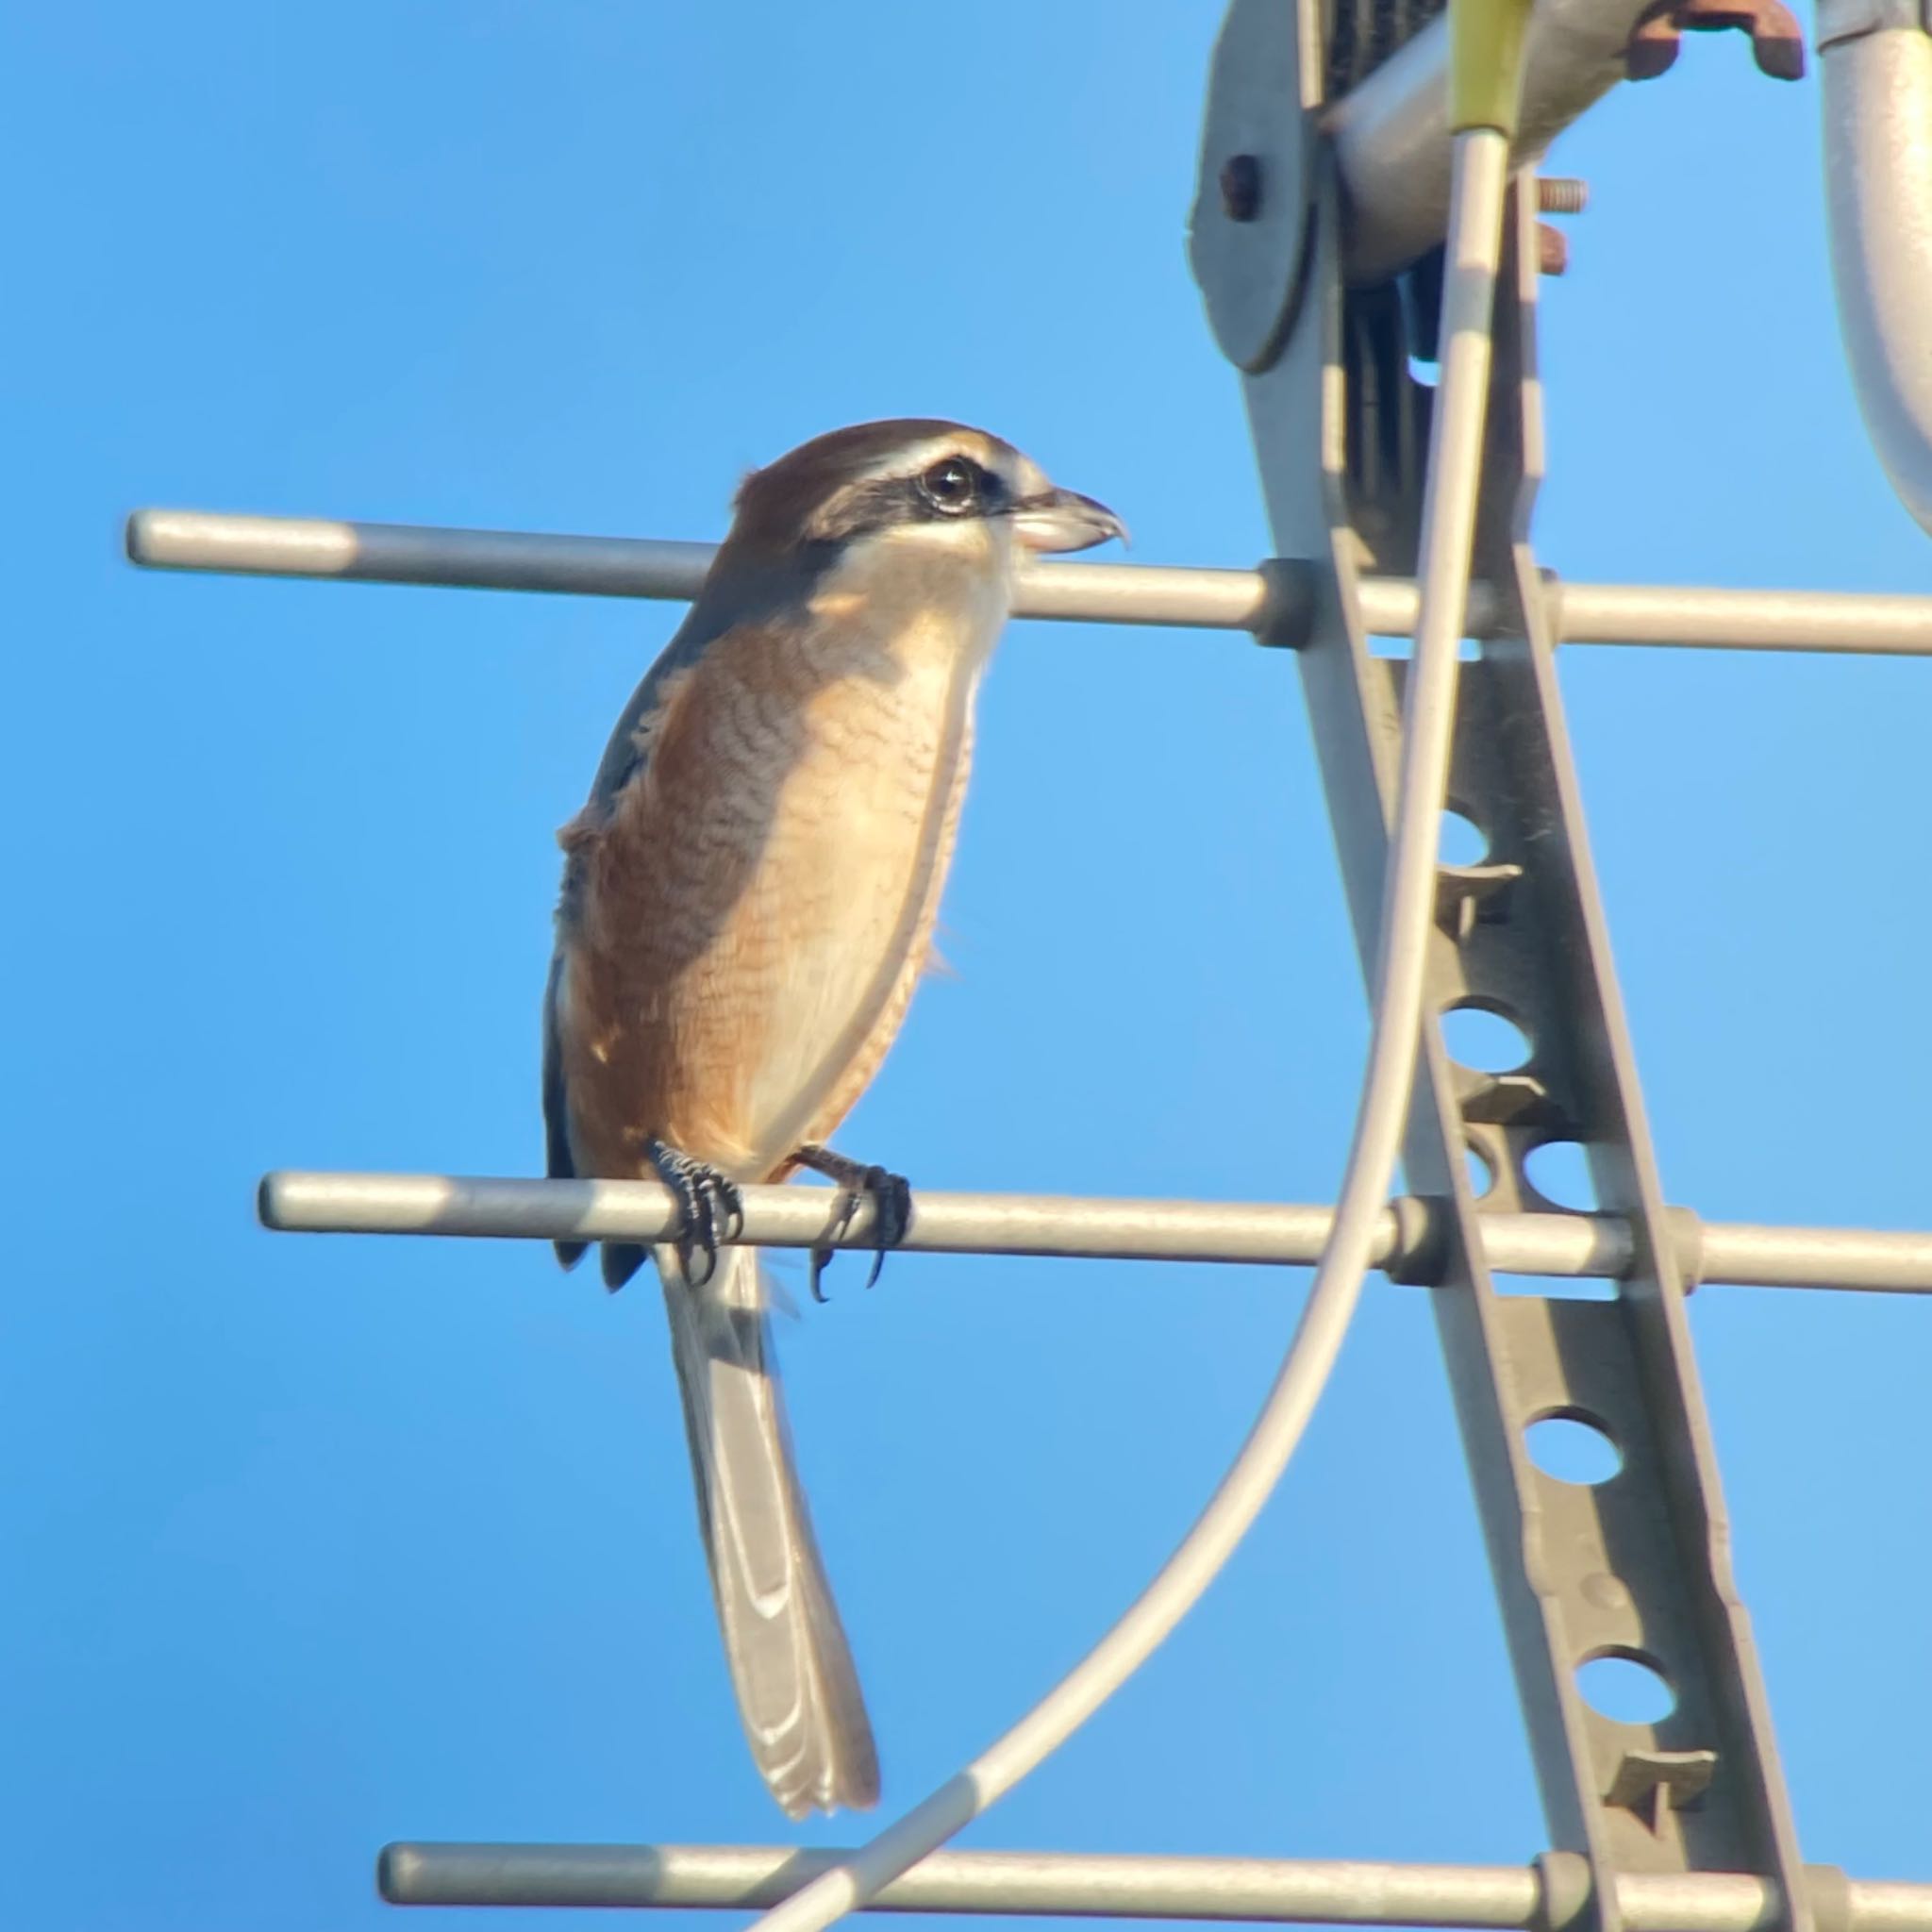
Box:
[657,1241,879,1817]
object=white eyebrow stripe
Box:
[843,435,987,486]
[800,437,1046,542]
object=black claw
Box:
[644,1139,744,1289]
[791,1143,911,1294]
[858,1165,911,1290]
[808,1246,835,1303]
[810,1191,865,1300]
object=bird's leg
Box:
[791,1142,912,1301]
[643,1137,745,1290]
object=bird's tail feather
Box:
[657,1241,879,1817]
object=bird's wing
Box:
[543,588,753,1269]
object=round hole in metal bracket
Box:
[1524,1138,1598,1211]
[1577,1648,1675,1724]
[1441,810,1487,867]
[1525,1408,1623,1486]
[1441,1005,1531,1073]
[1407,354,1440,389]
[1465,1143,1494,1199]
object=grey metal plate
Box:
[1190,0,1319,373]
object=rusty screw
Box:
[1220,153,1262,223]
[1537,176,1590,215]
[1537,224,1569,277]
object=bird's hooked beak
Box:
[1009,487,1128,554]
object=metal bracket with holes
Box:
[1218,150,1811,1932]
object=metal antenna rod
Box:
[125,508,1932,656]
[257,1171,1932,1294]
[378,1842,1932,1924]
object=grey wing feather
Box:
[544,945,648,1287]
[660,1242,879,1817]
[541,948,588,1271]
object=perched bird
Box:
[541,420,1124,1817]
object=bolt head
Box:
[1219,153,1262,222]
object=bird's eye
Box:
[917,457,981,515]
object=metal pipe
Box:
[1354,575,1932,654]
[125,511,719,601]
[126,509,1932,656]
[1544,582,1932,656]
[1325,0,1652,286]
[1820,0,1932,540]
[1696,1221,1932,1293]
[256,1173,1932,1294]
[375,1843,1929,1929]
[123,510,1276,634]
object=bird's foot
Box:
[791,1142,912,1301]
[643,1138,745,1289]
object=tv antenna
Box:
[127,0,1932,1926]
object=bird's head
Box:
[724,419,1126,575]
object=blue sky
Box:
[4,5,1928,1929]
